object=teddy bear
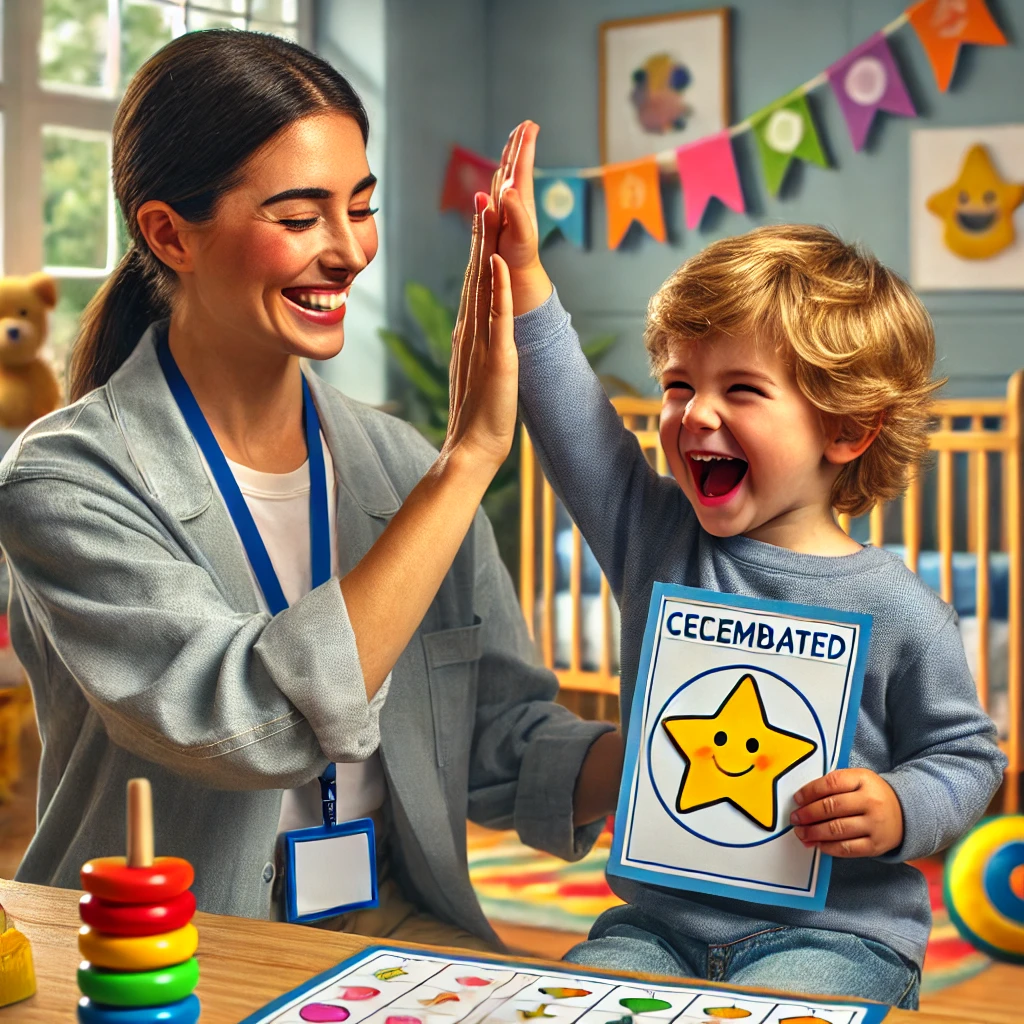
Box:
[0,272,61,430]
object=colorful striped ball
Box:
[944,815,1024,964]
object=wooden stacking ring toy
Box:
[79,891,196,937]
[79,923,199,972]
[81,857,194,904]
[944,815,1024,963]
[77,993,201,1024]
[77,957,200,1007]
[77,779,200,1024]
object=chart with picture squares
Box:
[240,947,888,1024]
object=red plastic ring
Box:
[80,857,194,904]
[79,889,196,936]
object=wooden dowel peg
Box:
[127,778,154,868]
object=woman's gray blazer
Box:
[0,321,611,945]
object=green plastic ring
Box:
[77,957,199,1007]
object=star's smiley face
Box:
[708,727,762,778]
[662,674,817,831]
[926,143,1024,259]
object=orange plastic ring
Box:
[80,857,194,904]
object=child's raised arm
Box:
[491,122,687,600]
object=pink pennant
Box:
[675,131,745,231]
[827,33,915,151]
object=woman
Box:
[0,30,621,949]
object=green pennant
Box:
[752,93,828,196]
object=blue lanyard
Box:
[156,338,332,613]
[157,338,337,827]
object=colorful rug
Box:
[467,831,990,994]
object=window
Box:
[0,1,312,375]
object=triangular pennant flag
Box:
[675,131,745,230]
[601,157,665,249]
[827,33,916,151]
[751,93,829,196]
[440,146,498,220]
[908,0,1006,92]
[536,174,588,248]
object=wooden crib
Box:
[519,371,1024,812]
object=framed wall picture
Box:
[600,8,731,166]
[910,124,1024,291]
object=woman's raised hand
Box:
[443,193,518,475]
[491,120,553,316]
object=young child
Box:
[489,122,1006,1007]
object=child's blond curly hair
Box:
[645,224,944,516]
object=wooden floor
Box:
[2,719,1023,1020]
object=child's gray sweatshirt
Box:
[515,290,1006,968]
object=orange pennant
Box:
[601,157,665,249]
[908,0,1006,91]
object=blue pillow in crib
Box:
[884,546,1008,620]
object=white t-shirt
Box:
[199,433,387,833]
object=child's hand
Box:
[790,768,904,857]
[443,193,518,474]
[490,121,553,316]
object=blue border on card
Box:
[236,943,890,1024]
[608,583,872,912]
[283,816,379,925]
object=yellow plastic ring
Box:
[78,923,199,971]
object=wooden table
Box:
[0,879,1012,1024]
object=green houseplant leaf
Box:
[377,327,448,404]
[405,282,454,366]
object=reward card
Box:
[608,583,871,910]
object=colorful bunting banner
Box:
[751,94,829,196]
[536,174,588,247]
[440,146,498,220]
[602,157,666,249]
[675,132,745,230]
[827,33,916,151]
[440,0,1008,248]
[908,0,1006,92]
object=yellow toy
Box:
[0,272,61,429]
[926,144,1024,260]
[0,899,37,1007]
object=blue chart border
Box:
[607,582,872,912]
[237,943,890,1024]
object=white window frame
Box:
[0,0,313,278]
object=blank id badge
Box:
[281,768,379,924]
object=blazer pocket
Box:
[422,618,483,769]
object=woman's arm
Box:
[344,203,517,697]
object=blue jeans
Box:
[564,907,920,1009]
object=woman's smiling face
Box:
[180,110,378,361]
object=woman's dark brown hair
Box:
[68,29,368,402]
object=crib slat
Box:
[519,426,536,640]
[903,474,921,573]
[1006,370,1023,812]
[966,417,982,553]
[570,526,583,673]
[599,573,612,680]
[541,482,557,670]
[869,503,884,548]
[974,448,991,710]
[938,429,954,603]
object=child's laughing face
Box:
[658,333,848,548]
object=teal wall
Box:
[379,0,1023,399]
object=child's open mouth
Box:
[281,287,348,325]
[686,452,749,505]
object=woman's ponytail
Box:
[68,247,169,403]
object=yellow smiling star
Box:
[662,674,817,831]
[926,143,1024,259]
